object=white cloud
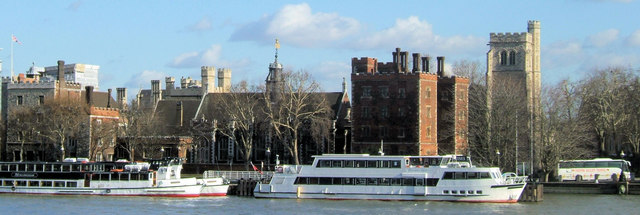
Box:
[231,3,360,47]
[587,29,619,47]
[125,70,167,89]
[542,40,585,70]
[188,17,213,32]
[168,45,222,68]
[353,16,484,55]
[627,29,640,47]
[313,61,351,92]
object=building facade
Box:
[44,63,100,90]
[351,48,469,156]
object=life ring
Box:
[11,186,16,192]
[106,189,111,194]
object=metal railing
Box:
[203,170,273,183]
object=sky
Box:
[2,0,640,100]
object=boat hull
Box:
[0,184,202,197]
[254,183,525,203]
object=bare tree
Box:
[119,101,154,161]
[538,80,595,181]
[89,119,118,161]
[579,67,632,156]
[214,81,264,170]
[7,106,39,161]
[36,98,89,161]
[264,70,330,165]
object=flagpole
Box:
[11,34,14,79]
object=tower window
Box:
[509,51,516,65]
[17,96,23,105]
[500,51,507,65]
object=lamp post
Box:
[266,147,271,171]
[496,149,501,170]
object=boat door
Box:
[414,178,426,196]
[84,173,91,187]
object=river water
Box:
[1,194,637,215]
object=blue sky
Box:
[2,0,640,100]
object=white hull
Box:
[198,178,229,196]
[255,184,524,203]
[0,184,202,197]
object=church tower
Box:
[487,21,541,170]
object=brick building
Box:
[351,48,468,156]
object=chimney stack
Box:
[393,48,401,72]
[177,101,183,127]
[437,56,445,77]
[57,60,65,88]
[85,86,94,105]
[422,56,430,73]
[107,88,112,108]
[402,51,409,73]
[116,88,127,108]
[412,53,421,72]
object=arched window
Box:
[509,51,516,65]
[500,51,507,65]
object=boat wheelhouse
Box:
[254,154,527,203]
[0,158,201,197]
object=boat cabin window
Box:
[443,172,454,179]
[42,181,52,187]
[332,160,343,168]
[54,181,65,187]
[480,172,491,179]
[415,178,424,186]
[410,158,421,165]
[467,172,478,179]
[67,182,77,187]
[355,178,367,185]
[367,160,378,168]
[355,160,366,168]
[29,181,39,187]
[0,164,7,171]
[343,178,353,185]
[379,178,390,186]
[391,178,402,186]
[317,160,332,168]
[344,160,354,168]
[319,177,332,185]
[403,178,414,186]
[380,160,390,168]
[455,172,466,179]
[391,160,401,168]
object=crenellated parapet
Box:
[489,32,531,43]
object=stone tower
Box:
[217,68,231,92]
[201,66,216,94]
[487,20,541,168]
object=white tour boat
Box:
[254,154,528,203]
[0,158,201,197]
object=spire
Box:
[342,77,347,93]
[274,38,280,63]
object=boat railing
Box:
[502,172,528,184]
[203,170,273,183]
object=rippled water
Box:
[1,194,638,215]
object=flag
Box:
[12,35,22,45]
[250,161,263,174]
